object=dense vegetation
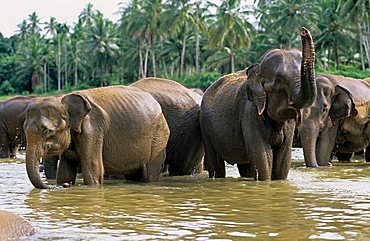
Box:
[0,0,369,96]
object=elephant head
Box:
[24,95,91,189]
[246,27,316,122]
[335,100,370,153]
[299,76,358,167]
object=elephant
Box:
[0,210,36,239]
[299,74,370,167]
[23,85,170,189]
[199,27,316,180]
[131,78,204,176]
[0,96,35,158]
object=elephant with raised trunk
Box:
[132,78,204,176]
[24,86,170,189]
[300,74,370,167]
[200,27,316,180]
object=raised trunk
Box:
[290,27,316,109]
[25,133,50,189]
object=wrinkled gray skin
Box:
[0,96,34,158]
[132,78,204,176]
[24,86,170,189]
[0,210,36,240]
[200,28,316,180]
[299,74,370,167]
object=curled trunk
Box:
[25,132,50,189]
[291,27,316,109]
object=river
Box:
[1,149,370,240]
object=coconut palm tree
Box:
[207,0,253,73]
[84,14,120,86]
[16,34,45,92]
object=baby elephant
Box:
[0,210,36,239]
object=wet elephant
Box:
[24,85,170,189]
[132,78,204,176]
[0,96,34,158]
[200,27,316,180]
[299,74,370,167]
[0,210,35,239]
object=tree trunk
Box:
[144,45,149,78]
[150,37,156,77]
[58,35,61,91]
[64,43,68,88]
[43,62,47,93]
[180,24,188,77]
[230,50,235,73]
[138,42,143,79]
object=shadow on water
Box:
[1,152,370,240]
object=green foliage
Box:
[173,72,221,91]
[0,80,15,95]
[317,66,370,79]
[0,1,369,96]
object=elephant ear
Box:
[61,94,92,133]
[246,64,266,115]
[329,85,357,125]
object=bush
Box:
[317,66,370,79]
[0,80,15,95]
[173,72,222,91]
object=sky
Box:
[0,0,255,38]
[0,0,128,37]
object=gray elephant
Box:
[131,78,204,176]
[24,85,170,189]
[299,74,370,167]
[0,210,35,239]
[0,96,34,158]
[200,27,316,180]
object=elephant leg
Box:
[335,152,353,162]
[43,155,59,179]
[366,146,370,162]
[204,140,225,178]
[56,154,78,185]
[10,144,19,159]
[142,148,166,182]
[237,163,253,177]
[124,169,142,182]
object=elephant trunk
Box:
[25,132,50,189]
[290,27,316,109]
[300,126,319,167]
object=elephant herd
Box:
[0,27,369,190]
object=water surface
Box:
[1,150,370,240]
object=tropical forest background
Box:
[0,0,369,96]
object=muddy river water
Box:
[1,149,370,240]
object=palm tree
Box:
[28,12,42,34]
[164,0,195,76]
[257,0,318,48]
[315,0,355,69]
[208,0,253,73]
[16,34,44,92]
[85,14,120,86]
[16,20,29,40]
[342,0,370,70]
[141,0,164,77]
[44,17,58,38]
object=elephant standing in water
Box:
[0,96,34,158]
[0,210,35,239]
[299,74,370,167]
[132,78,204,176]
[24,86,170,189]
[200,27,316,180]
